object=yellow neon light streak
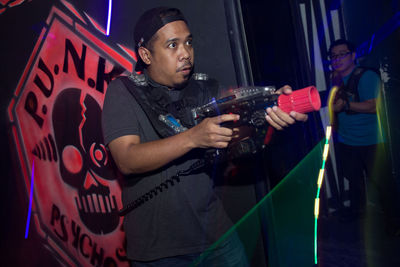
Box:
[314,125,332,264]
[317,169,324,187]
[314,198,320,218]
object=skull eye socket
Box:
[95,149,103,161]
[62,145,83,174]
[90,143,108,168]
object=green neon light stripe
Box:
[314,128,331,265]
[193,138,326,266]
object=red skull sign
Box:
[8,4,134,267]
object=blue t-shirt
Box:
[337,69,383,146]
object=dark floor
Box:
[317,205,400,267]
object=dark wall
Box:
[241,0,305,89]
[240,0,324,182]
[0,1,56,266]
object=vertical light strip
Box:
[330,9,341,40]
[319,0,331,48]
[106,0,113,36]
[25,160,35,238]
[368,33,376,54]
[311,4,327,92]
[314,126,332,264]
[299,3,311,67]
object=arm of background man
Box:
[108,114,239,175]
[348,99,376,113]
[333,98,376,113]
[348,70,379,113]
[333,70,379,114]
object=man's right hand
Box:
[108,113,240,175]
[187,114,240,149]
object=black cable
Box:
[118,159,206,216]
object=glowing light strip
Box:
[117,43,138,62]
[357,11,399,58]
[24,160,34,238]
[314,126,331,264]
[84,12,106,35]
[368,34,375,54]
[106,0,112,36]
[60,0,86,23]
[9,1,25,8]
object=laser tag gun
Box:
[119,86,321,216]
[191,86,321,162]
[192,85,321,128]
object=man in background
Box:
[329,39,399,231]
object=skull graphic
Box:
[52,88,119,234]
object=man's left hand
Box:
[265,85,308,130]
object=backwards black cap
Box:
[134,7,187,71]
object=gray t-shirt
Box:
[102,76,232,261]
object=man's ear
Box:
[138,46,151,65]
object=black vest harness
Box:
[119,72,270,163]
[117,73,268,216]
[117,73,220,216]
[118,73,219,137]
[341,66,381,114]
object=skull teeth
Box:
[75,193,117,214]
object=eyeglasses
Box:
[328,51,352,61]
